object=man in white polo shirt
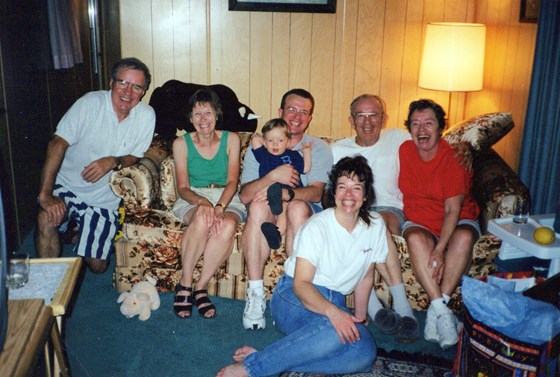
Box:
[36,57,155,274]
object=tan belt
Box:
[202,184,226,189]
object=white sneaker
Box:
[243,288,266,330]
[437,310,460,350]
[424,305,439,343]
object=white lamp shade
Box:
[419,22,486,92]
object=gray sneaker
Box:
[243,288,266,330]
[424,305,439,343]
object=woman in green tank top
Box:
[171,89,246,319]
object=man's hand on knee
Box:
[38,196,67,226]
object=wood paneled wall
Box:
[0,0,94,250]
[120,0,537,170]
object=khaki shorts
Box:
[172,187,247,222]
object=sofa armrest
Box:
[471,148,531,233]
[110,156,161,213]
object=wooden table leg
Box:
[44,344,53,377]
[50,321,71,377]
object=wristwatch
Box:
[113,156,123,171]
[215,203,226,209]
[287,188,295,202]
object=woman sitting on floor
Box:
[217,155,388,376]
[172,89,246,319]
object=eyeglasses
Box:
[353,112,383,122]
[284,106,310,117]
[114,79,145,94]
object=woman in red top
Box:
[398,99,480,350]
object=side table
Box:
[33,257,82,377]
[488,214,560,278]
[0,299,53,376]
[8,257,82,377]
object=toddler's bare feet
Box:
[216,363,249,377]
[232,345,257,363]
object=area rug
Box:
[280,350,454,377]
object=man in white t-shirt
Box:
[36,58,155,274]
[331,94,410,235]
[331,94,418,343]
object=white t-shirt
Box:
[283,208,389,295]
[331,129,410,210]
[55,90,155,209]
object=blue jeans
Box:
[242,275,376,376]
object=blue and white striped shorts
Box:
[54,184,119,260]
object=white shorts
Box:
[402,219,481,239]
[172,187,247,222]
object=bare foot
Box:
[216,363,249,377]
[232,345,257,363]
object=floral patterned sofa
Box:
[110,84,529,311]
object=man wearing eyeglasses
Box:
[330,94,470,343]
[36,57,155,274]
[330,94,421,343]
[332,94,409,236]
[239,88,333,330]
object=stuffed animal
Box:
[117,276,160,321]
[148,80,258,140]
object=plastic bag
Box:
[461,276,560,345]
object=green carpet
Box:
[18,233,456,377]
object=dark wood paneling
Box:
[0,0,97,252]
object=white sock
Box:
[390,284,415,319]
[248,280,264,295]
[431,298,449,316]
[443,293,451,304]
[367,289,384,318]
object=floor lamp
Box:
[418,22,486,127]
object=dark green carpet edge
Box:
[17,232,456,377]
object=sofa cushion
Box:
[443,112,513,151]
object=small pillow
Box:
[443,112,513,151]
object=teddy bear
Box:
[117,276,160,321]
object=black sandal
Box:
[193,289,216,319]
[173,284,194,318]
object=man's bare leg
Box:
[370,225,417,342]
[36,210,62,258]
[380,211,401,236]
[284,200,312,256]
[242,202,275,281]
[85,257,109,274]
[241,201,275,330]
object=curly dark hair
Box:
[404,98,446,132]
[326,156,375,226]
[187,89,224,129]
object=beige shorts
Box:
[172,187,247,222]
